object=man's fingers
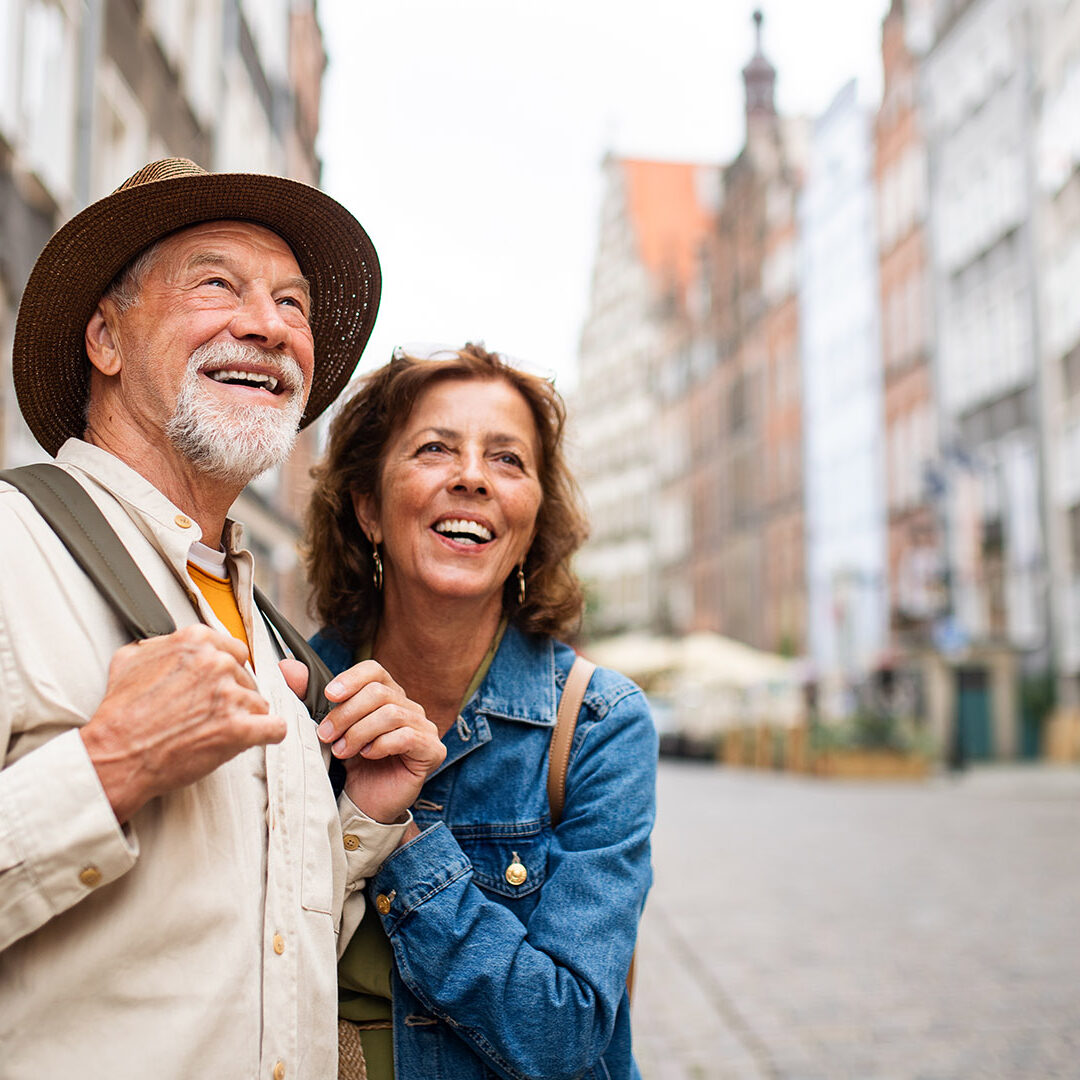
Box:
[279,658,309,700]
[241,712,288,747]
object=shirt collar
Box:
[465,623,558,728]
[56,438,247,556]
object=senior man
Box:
[0,159,445,1079]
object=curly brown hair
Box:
[304,343,589,650]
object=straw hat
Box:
[13,158,381,456]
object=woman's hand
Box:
[315,660,446,826]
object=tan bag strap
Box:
[547,655,596,827]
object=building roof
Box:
[618,157,718,301]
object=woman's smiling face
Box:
[354,376,543,612]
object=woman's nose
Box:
[452,449,489,494]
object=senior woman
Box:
[304,343,655,1080]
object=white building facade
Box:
[1032,0,1080,715]
[921,0,1048,666]
[798,80,888,709]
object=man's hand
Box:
[82,625,286,824]
[307,661,446,826]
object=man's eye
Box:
[204,277,229,288]
[278,295,304,309]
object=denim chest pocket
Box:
[454,824,550,900]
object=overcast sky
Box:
[317,0,893,390]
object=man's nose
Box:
[229,289,291,351]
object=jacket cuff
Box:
[0,728,137,948]
[368,820,471,934]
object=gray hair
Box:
[101,239,167,313]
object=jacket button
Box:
[273,933,285,955]
[78,866,102,888]
[376,893,393,915]
[174,514,193,529]
[505,854,527,887]
[342,833,360,851]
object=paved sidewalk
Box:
[631,762,1080,1080]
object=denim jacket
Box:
[311,623,657,1080]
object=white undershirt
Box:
[187,540,228,579]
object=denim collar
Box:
[463,623,558,729]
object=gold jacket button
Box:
[376,893,393,915]
[78,866,102,888]
[273,933,285,955]
[273,1061,286,1080]
[174,514,193,529]
[505,853,527,887]
[342,833,360,851]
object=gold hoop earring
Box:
[372,543,383,592]
[517,564,526,605]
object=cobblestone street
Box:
[631,761,1080,1080]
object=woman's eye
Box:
[418,442,446,454]
[497,452,524,468]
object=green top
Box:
[337,619,508,1080]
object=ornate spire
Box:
[742,9,776,117]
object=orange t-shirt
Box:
[187,563,251,660]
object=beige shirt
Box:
[0,440,405,1080]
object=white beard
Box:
[165,341,306,484]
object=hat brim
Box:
[13,171,381,456]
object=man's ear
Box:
[85,302,123,377]
[351,489,382,545]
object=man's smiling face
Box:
[98,220,316,482]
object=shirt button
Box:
[375,893,393,915]
[273,1062,285,1080]
[273,933,285,955]
[174,514,193,529]
[342,833,360,851]
[78,866,103,888]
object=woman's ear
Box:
[85,302,123,377]
[351,489,382,545]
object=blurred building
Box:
[798,79,888,712]
[920,0,1046,757]
[574,154,718,635]
[690,11,807,653]
[875,0,941,654]
[0,0,326,624]
[1034,0,1080,737]
[576,12,807,652]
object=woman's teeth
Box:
[434,519,494,544]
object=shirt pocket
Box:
[453,822,550,901]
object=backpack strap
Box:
[546,654,636,999]
[547,655,596,828]
[0,463,176,639]
[2,463,345,795]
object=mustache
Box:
[187,341,305,395]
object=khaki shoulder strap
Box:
[1,463,176,639]
[3,463,342,790]
[546,655,596,827]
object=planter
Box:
[812,748,929,780]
